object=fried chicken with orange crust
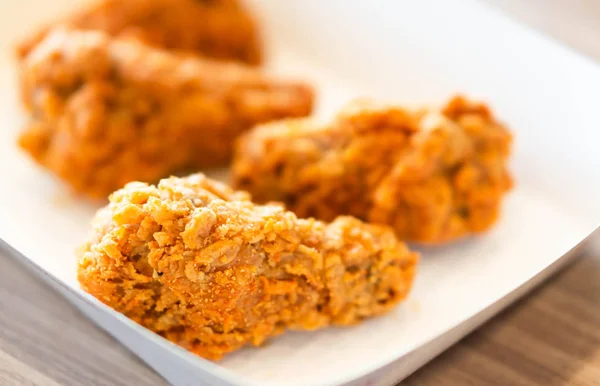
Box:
[232,96,513,244]
[77,174,418,360]
[18,28,313,199]
[17,0,262,65]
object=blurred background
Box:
[2,1,600,385]
[483,0,600,60]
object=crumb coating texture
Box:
[232,96,513,244]
[77,174,418,359]
[19,29,313,198]
[17,0,262,65]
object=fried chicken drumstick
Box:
[77,174,418,360]
[18,28,313,199]
[17,0,262,65]
[232,96,513,244]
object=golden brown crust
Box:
[16,0,262,65]
[18,28,313,199]
[232,96,513,244]
[77,174,418,360]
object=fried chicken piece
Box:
[18,28,313,199]
[17,0,262,65]
[77,174,418,360]
[232,96,513,244]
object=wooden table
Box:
[2,1,600,385]
[404,255,600,385]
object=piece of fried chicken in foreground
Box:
[78,174,418,360]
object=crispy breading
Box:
[17,0,262,65]
[232,96,513,244]
[77,174,418,360]
[18,28,313,199]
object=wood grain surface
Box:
[403,255,600,386]
[2,1,600,385]
[0,253,167,386]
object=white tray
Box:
[1,1,599,385]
